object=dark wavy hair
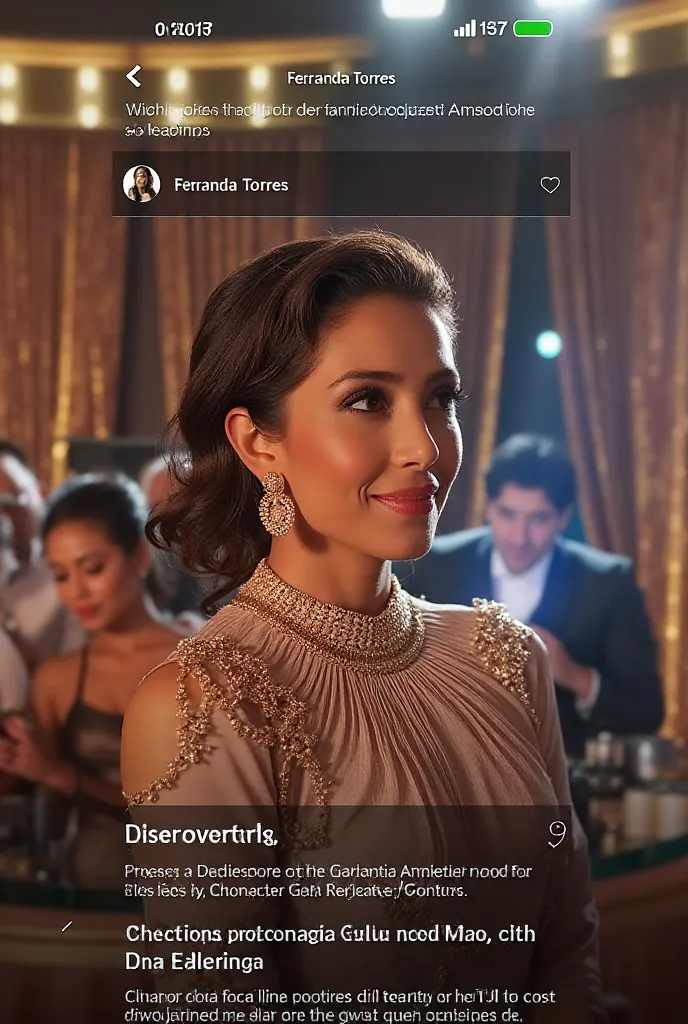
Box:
[129,165,156,201]
[43,472,149,554]
[149,231,457,612]
[485,434,577,511]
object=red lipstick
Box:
[372,485,437,517]
[75,605,101,621]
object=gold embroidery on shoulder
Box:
[123,636,330,847]
[471,599,539,726]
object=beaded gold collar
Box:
[232,559,424,673]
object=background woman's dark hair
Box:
[43,472,149,553]
[129,166,156,201]
[150,230,458,612]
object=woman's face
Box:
[45,520,146,632]
[275,294,463,562]
[135,169,148,188]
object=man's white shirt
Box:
[490,546,600,716]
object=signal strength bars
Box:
[454,20,476,37]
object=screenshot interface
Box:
[0,2,686,1023]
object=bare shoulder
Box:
[31,650,82,697]
[28,650,83,727]
[121,635,217,794]
[33,649,81,678]
[122,661,186,793]
[125,659,181,717]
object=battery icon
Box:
[513,20,553,37]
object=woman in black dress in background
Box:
[0,473,181,888]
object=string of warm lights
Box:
[0,61,18,124]
[77,66,101,128]
[0,33,372,129]
[607,33,636,78]
[0,59,362,129]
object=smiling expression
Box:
[266,294,465,562]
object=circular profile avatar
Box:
[124,164,160,203]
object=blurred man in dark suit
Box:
[399,434,664,758]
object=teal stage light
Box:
[535,330,562,359]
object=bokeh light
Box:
[535,330,563,359]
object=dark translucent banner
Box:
[1,806,604,1023]
[118,805,588,1023]
[112,152,570,218]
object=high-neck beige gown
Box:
[125,561,605,1021]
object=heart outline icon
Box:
[541,177,560,194]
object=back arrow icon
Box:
[126,65,142,88]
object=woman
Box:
[127,165,156,202]
[0,473,180,888]
[121,233,604,1016]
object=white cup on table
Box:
[623,788,657,840]
[655,790,688,841]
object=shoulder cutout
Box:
[470,599,539,726]
[122,635,330,828]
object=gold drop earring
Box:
[258,472,295,537]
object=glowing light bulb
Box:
[0,99,18,123]
[168,68,189,94]
[78,67,100,93]
[0,63,18,89]
[607,33,635,78]
[535,331,562,359]
[79,104,100,128]
[248,65,270,90]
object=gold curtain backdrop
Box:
[544,94,688,743]
[0,129,127,484]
